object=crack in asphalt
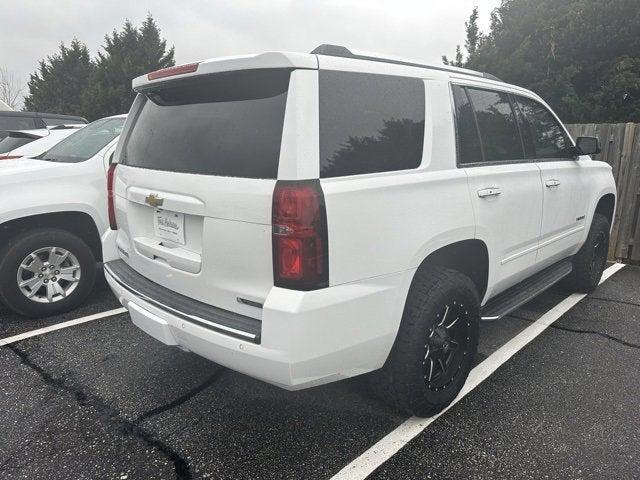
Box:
[509,313,640,350]
[135,368,225,423]
[4,344,222,480]
[547,323,640,350]
[588,295,640,309]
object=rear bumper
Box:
[104,260,413,390]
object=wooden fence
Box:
[566,123,640,263]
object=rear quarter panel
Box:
[319,77,476,286]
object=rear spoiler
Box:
[132,52,317,91]
[4,130,43,139]
[49,124,83,130]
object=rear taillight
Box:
[272,180,329,290]
[107,163,117,230]
[0,155,21,160]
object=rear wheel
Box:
[372,266,480,417]
[562,213,610,293]
[0,229,96,317]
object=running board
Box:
[481,260,573,321]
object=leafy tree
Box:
[23,39,94,115]
[82,14,174,120]
[0,67,23,110]
[444,0,640,123]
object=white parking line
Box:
[0,307,127,347]
[331,262,626,480]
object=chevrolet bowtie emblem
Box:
[145,193,164,207]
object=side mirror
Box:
[575,136,601,156]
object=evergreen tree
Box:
[443,7,480,67]
[82,14,174,120]
[23,39,94,115]
[443,45,464,67]
[464,7,481,57]
[444,0,640,123]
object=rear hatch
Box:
[113,68,292,318]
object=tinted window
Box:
[40,117,124,163]
[319,71,424,178]
[515,96,572,159]
[466,88,524,162]
[0,136,34,154]
[0,116,37,131]
[452,85,483,164]
[122,69,290,179]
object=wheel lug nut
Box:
[55,270,60,275]
[41,267,46,272]
[52,277,57,282]
[38,273,44,278]
[44,279,49,284]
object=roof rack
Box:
[310,44,502,82]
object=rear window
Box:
[43,117,85,127]
[0,116,37,131]
[319,71,425,178]
[0,136,34,154]
[121,69,291,179]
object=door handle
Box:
[477,187,502,198]
[545,179,561,188]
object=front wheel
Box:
[371,266,480,417]
[0,229,96,317]
[562,213,610,293]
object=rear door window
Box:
[452,85,483,165]
[466,88,524,163]
[514,96,572,159]
[319,71,425,178]
[121,69,291,179]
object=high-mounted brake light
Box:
[0,155,21,160]
[147,62,200,80]
[272,180,329,290]
[107,163,118,230]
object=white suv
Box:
[0,115,125,317]
[105,46,616,416]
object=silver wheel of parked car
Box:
[16,246,81,303]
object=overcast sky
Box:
[1,0,500,107]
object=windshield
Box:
[40,117,125,163]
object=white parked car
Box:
[105,46,615,416]
[0,125,85,160]
[0,115,125,317]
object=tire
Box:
[0,228,96,317]
[561,213,610,293]
[371,266,480,417]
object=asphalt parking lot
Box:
[1,264,639,480]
